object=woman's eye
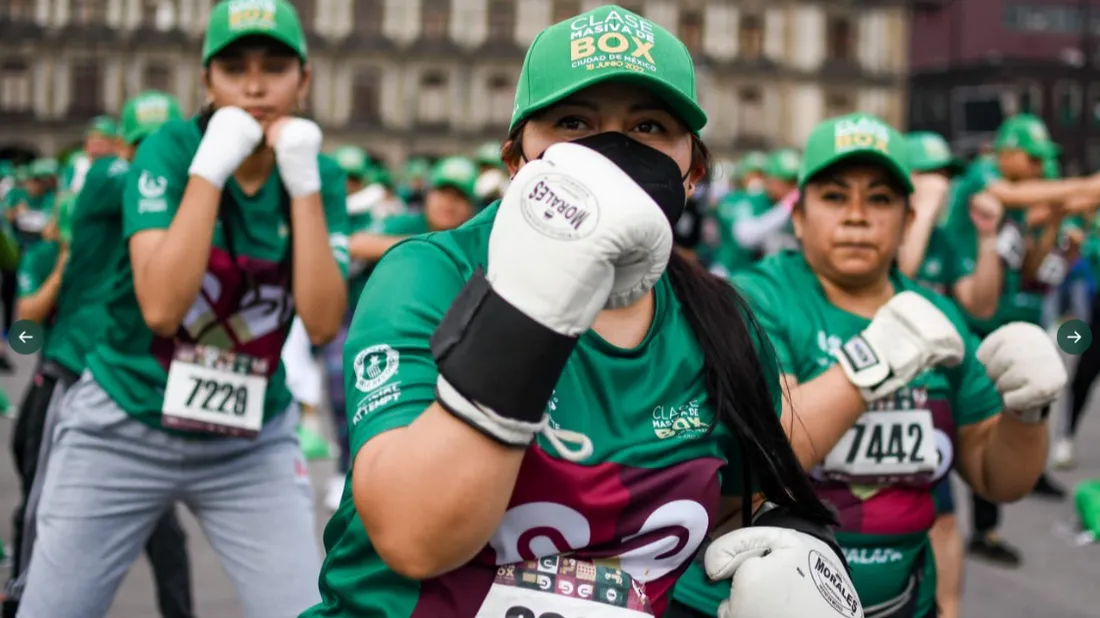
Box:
[220,62,246,74]
[265,60,294,73]
[633,120,665,134]
[868,193,896,206]
[555,116,588,131]
[822,191,847,203]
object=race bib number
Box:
[162,345,268,438]
[822,409,937,485]
[475,558,653,618]
[1036,252,1068,286]
[996,220,1025,270]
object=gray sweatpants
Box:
[17,372,322,618]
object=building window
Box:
[142,0,176,30]
[679,10,703,54]
[739,13,764,61]
[738,87,764,138]
[1055,81,1082,126]
[417,71,449,125]
[1018,82,1043,115]
[3,0,34,20]
[552,0,581,24]
[422,0,450,41]
[72,0,107,25]
[70,60,104,117]
[354,0,383,36]
[487,0,515,42]
[488,75,513,126]
[143,62,172,93]
[350,67,381,125]
[0,60,32,113]
[289,0,313,32]
[825,93,855,118]
[826,16,854,61]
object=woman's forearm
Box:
[289,193,346,345]
[349,232,407,262]
[988,178,1086,208]
[974,415,1048,502]
[953,236,1002,319]
[897,211,938,277]
[353,402,526,579]
[781,366,866,470]
[17,266,64,324]
[132,177,220,335]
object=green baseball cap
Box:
[1043,156,1061,179]
[799,113,913,194]
[121,91,183,144]
[0,161,12,178]
[332,146,370,180]
[404,157,431,181]
[738,151,768,177]
[994,114,1060,159]
[763,148,801,181]
[429,156,479,201]
[29,158,59,179]
[368,164,394,188]
[906,132,963,175]
[475,141,503,167]
[511,4,706,133]
[86,115,118,138]
[202,0,307,65]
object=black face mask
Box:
[532,132,690,227]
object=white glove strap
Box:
[1003,406,1047,425]
[833,334,890,401]
[436,376,594,462]
[274,119,323,197]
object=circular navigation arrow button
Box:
[1057,319,1092,356]
[9,319,44,355]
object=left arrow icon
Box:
[18,332,31,343]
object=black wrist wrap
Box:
[754,504,851,574]
[430,269,579,425]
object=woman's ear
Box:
[503,139,523,177]
[791,202,804,240]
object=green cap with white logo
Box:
[202,0,307,65]
[475,142,503,167]
[906,131,963,175]
[510,4,706,133]
[332,146,371,180]
[86,115,118,138]
[799,112,912,194]
[29,158,59,179]
[120,91,183,145]
[994,114,1060,159]
[429,156,479,201]
[737,151,768,178]
[763,148,801,181]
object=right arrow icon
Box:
[1069,331,1082,344]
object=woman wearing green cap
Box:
[347,155,479,264]
[19,2,348,616]
[310,6,849,618]
[673,113,1061,618]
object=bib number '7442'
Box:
[822,409,938,485]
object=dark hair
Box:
[505,121,835,527]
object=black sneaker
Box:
[1031,473,1067,500]
[968,531,1022,567]
[0,354,13,374]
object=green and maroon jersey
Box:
[84,117,349,432]
[728,251,1000,616]
[305,202,775,617]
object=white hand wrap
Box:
[273,118,324,198]
[187,107,263,189]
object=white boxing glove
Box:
[433,141,672,454]
[270,117,323,197]
[188,107,264,189]
[487,140,672,336]
[707,527,863,618]
[835,291,965,401]
[977,322,1067,423]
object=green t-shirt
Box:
[347,211,375,312]
[84,117,350,432]
[945,160,1043,334]
[4,187,56,248]
[680,251,999,616]
[711,189,772,275]
[913,226,971,297]
[379,211,431,236]
[44,156,131,376]
[306,203,768,618]
[16,240,60,299]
